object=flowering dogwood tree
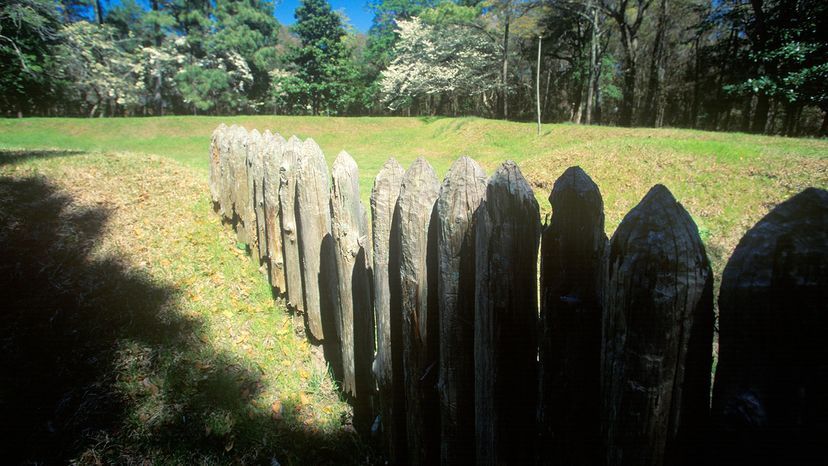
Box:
[380,17,500,111]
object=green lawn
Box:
[2,115,826,271]
[0,116,825,463]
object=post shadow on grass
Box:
[0,169,372,464]
[0,149,85,166]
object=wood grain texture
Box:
[436,156,487,466]
[246,129,265,261]
[231,125,250,244]
[397,157,440,466]
[538,166,607,465]
[209,124,228,212]
[279,135,304,312]
[474,161,540,466]
[370,157,406,464]
[219,125,238,224]
[263,131,286,294]
[602,184,714,466]
[711,188,828,466]
[331,150,375,431]
[295,138,333,340]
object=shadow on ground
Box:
[0,149,86,166]
[0,171,368,464]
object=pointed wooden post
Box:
[231,126,251,244]
[279,136,304,312]
[209,124,228,213]
[474,161,540,465]
[331,150,375,432]
[220,125,239,225]
[397,157,440,465]
[246,129,265,261]
[262,131,287,294]
[370,158,407,463]
[295,138,333,341]
[602,184,714,466]
[712,188,828,465]
[538,166,606,465]
[437,156,487,465]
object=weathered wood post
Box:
[370,158,406,463]
[330,150,375,432]
[209,123,228,213]
[397,157,440,465]
[474,161,541,465]
[295,138,334,341]
[231,126,251,244]
[246,129,265,262]
[538,166,606,465]
[279,136,304,312]
[711,188,828,465]
[436,156,487,465]
[601,184,714,466]
[262,131,287,294]
[220,125,240,224]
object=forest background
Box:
[2,0,826,136]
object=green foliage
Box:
[0,0,63,114]
[727,0,828,108]
[275,0,360,115]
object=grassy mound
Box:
[0,150,372,464]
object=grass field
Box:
[0,116,826,463]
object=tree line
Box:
[1,0,826,135]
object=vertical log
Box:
[209,124,227,212]
[711,188,828,465]
[474,161,541,465]
[538,166,607,465]
[370,158,406,463]
[602,184,714,466]
[231,126,251,244]
[437,156,487,465]
[220,125,239,224]
[295,138,333,340]
[331,150,375,431]
[397,157,440,466]
[246,129,264,261]
[279,136,304,312]
[263,131,287,294]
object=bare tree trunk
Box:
[584,7,599,125]
[642,0,667,127]
[501,15,510,120]
[536,36,542,135]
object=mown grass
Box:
[0,149,373,464]
[2,116,826,281]
[0,117,826,462]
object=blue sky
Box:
[274,0,374,33]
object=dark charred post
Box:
[397,158,440,465]
[279,136,304,312]
[219,125,238,225]
[436,156,487,465]
[209,124,227,212]
[602,184,714,466]
[263,131,287,294]
[246,129,265,262]
[370,158,406,463]
[295,138,333,341]
[711,188,828,466]
[331,150,375,431]
[231,126,251,244]
[538,166,607,465]
[474,161,541,466]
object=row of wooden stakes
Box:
[209,124,828,465]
